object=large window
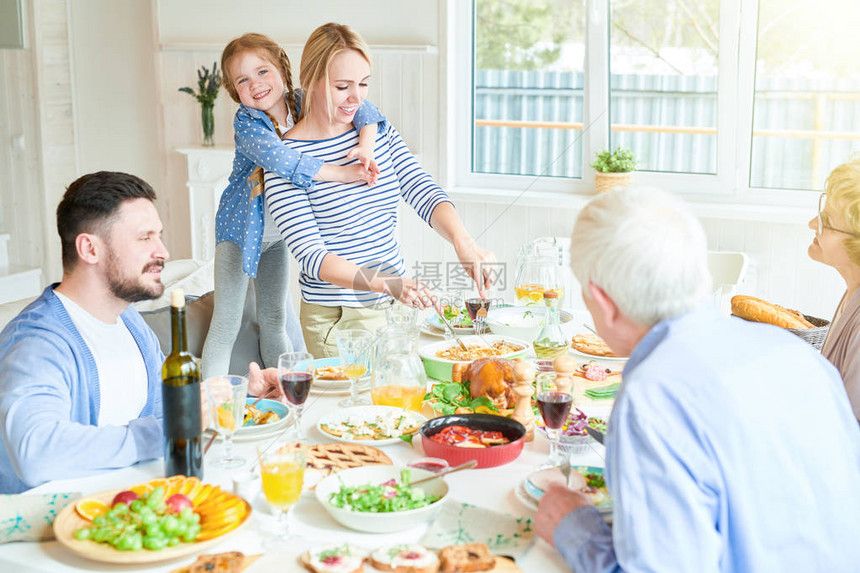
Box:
[456,0,860,198]
[751,0,860,190]
[473,0,586,179]
[609,0,720,174]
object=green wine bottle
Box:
[161,288,203,479]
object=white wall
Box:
[68,0,160,186]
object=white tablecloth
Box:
[0,321,608,572]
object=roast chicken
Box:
[451,357,518,409]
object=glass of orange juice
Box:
[258,440,306,549]
[204,375,249,469]
[371,326,427,411]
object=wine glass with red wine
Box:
[278,351,314,439]
[536,372,573,469]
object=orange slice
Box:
[195,520,243,541]
[75,499,109,521]
[180,476,202,500]
[191,483,214,506]
[198,496,245,518]
[147,478,170,492]
[128,482,153,497]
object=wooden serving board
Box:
[53,487,251,565]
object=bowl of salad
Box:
[314,466,449,533]
[486,305,575,343]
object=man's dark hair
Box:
[57,171,157,271]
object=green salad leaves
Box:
[424,381,499,416]
[328,469,439,513]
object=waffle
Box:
[305,443,392,476]
[571,334,621,358]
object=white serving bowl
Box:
[486,305,574,342]
[314,465,449,533]
[418,335,530,382]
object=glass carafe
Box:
[514,254,563,306]
[533,291,570,358]
[371,326,427,411]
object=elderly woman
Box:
[808,157,860,421]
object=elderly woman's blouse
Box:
[263,124,451,307]
[821,287,860,422]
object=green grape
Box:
[129,533,143,552]
[167,536,180,547]
[112,502,129,514]
[141,513,157,526]
[91,527,110,543]
[143,536,168,551]
[138,505,154,518]
[130,499,145,512]
[174,522,188,537]
[189,513,200,524]
[144,522,161,538]
[115,534,134,551]
[92,515,107,527]
[182,524,200,543]
[162,515,179,535]
[148,487,165,505]
[180,507,193,520]
[73,527,91,540]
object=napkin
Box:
[585,382,620,400]
[421,501,535,558]
[0,492,81,543]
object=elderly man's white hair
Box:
[570,187,712,327]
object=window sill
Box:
[447,187,815,225]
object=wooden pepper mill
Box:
[512,361,537,441]
[552,355,577,396]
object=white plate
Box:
[426,313,474,334]
[309,357,371,395]
[569,347,629,363]
[317,405,426,446]
[514,479,538,512]
[420,321,447,338]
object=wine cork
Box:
[171,288,185,308]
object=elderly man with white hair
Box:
[535,187,860,572]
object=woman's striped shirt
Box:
[264,123,452,307]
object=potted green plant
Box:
[590,146,637,192]
[179,62,222,147]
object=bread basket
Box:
[787,315,830,350]
[733,313,830,350]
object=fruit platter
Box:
[53,475,251,564]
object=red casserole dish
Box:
[419,414,526,469]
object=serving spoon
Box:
[435,308,470,352]
[410,460,479,485]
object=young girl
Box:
[263,23,494,358]
[201,33,386,377]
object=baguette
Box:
[730,295,814,329]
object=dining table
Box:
[0,314,613,573]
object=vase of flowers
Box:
[590,147,637,193]
[179,62,222,147]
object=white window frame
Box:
[446,0,820,217]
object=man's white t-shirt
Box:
[55,292,148,426]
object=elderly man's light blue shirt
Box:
[554,305,860,572]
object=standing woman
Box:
[808,156,860,421]
[264,22,495,357]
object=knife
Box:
[585,425,605,445]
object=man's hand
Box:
[535,485,594,547]
[453,239,496,297]
[247,362,285,404]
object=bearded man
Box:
[0,172,170,493]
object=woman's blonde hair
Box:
[221,33,300,199]
[823,155,860,266]
[299,23,372,122]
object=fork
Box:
[559,456,572,488]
